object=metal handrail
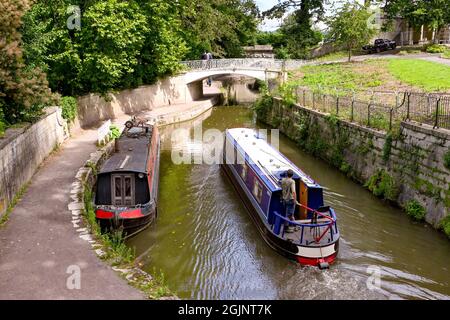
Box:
[273,210,334,229]
[180,58,309,71]
[272,209,337,245]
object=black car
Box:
[362,39,397,54]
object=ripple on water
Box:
[128,106,450,300]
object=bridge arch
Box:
[183,69,272,84]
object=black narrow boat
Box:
[222,128,340,268]
[94,120,160,238]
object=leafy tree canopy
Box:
[1,0,55,124]
[382,0,450,30]
[259,0,325,59]
[328,1,377,61]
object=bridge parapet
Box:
[181,58,309,71]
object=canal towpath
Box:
[0,97,217,299]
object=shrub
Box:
[253,82,273,120]
[340,161,351,175]
[60,96,78,122]
[425,44,446,54]
[109,125,121,139]
[443,50,450,59]
[444,150,450,170]
[0,118,5,138]
[277,84,297,108]
[365,169,398,201]
[440,215,450,239]
[383,133,393,162]
[405,200,426,221]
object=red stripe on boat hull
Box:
[119,209,144,219]
[296,252,337,267]
[96,210,114,219]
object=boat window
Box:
[111,174,135,206]
[241,163,248,181]
[253,180,263,203]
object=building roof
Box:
[226,128,321,191]
[99,127,154,174]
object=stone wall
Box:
[259,97,449,230]
[0,108,66,217]
[77,75,203,128]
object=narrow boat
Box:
[222,128,339,269]
[94,120,160,238]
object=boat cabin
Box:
[94,125,160,237]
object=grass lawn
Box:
[387,59,450,92]
[289,58,450,94]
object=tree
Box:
[328,1,377,61]
[382,0,450,41]
[0,0,54,125]
[22,0,188,95]
[179,0,259,59]
[263,0,325,59]
[278,11,323,59]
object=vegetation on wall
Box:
[60,96,78,123]
[383,133,393,162]
[444,150,450,170]
[405,200,426,221]
[365,169,398,202]
[440,215,450,239]
[253,82,273,121]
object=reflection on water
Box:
[127,106,450,300]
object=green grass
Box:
[292,62,384,92]
[314,51,350,62]
[388,59,450,92]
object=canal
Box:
[127,106,450,300]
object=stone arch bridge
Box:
[180,58,307,84]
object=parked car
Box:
[362,39,397,54]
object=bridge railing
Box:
[180,58,310,71]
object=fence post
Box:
[336,95,340,116]
[406,93,411,121]
[351,99,354,122]
[303,89,306,107]
[367,103,371,127]
[312,91,315,110]
[434,98,440,128]
[389,109,393,131]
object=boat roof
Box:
[99,127,153,174]
[226,128,321,191]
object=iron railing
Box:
[272,208,338,246]
[181,58,310,71]
[289,88,450,131]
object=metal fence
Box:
[291,88,450,131]
[181,58,310,71]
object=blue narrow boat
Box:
[221,128,340,268]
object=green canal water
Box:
[127,106,450,300]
